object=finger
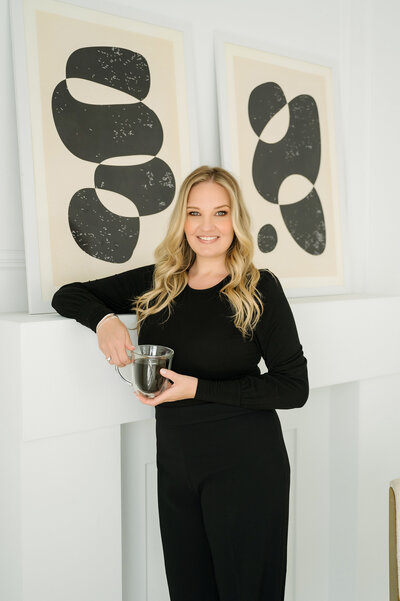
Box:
[135,389,170,406]
[116,358,131,368]
[115,347,131,366]
[150,388,172,404]
[120,353,132,366]
[134,391,158,406]
[160,368,175,381]
[125,333,135,352]
[125,348,134,363]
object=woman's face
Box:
[184,181,235,261]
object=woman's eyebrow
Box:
[186,204,230,210]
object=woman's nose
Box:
[199,215,215,230]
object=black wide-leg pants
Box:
[155,403,290,601]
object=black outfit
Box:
[52,264,308,601]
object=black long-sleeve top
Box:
[51,264,309,411]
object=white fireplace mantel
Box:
[1,294,400,601]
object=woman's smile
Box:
[197,235,220,243]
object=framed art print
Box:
[216,36,346,295]
[11,0,198,312]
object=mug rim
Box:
[133,344,174,359]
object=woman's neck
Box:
[189,257,228,279]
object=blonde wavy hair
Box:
[134,165,264,338]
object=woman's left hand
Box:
[134,369,198,406]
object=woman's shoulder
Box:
[255,268,288,309]
[257,268,280,290]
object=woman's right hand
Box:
[97,317,135,367]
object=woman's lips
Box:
[197,236,219,243]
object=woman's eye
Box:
[187,210,228,216]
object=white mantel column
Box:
[0,313,153,601]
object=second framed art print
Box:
[11,0,198,312]
[216,37,345,295]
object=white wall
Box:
[0,0,27,312]
[367,0,400,295]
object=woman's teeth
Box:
[198,236,218,241]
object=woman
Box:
[52,165,308,601]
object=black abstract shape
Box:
[68,188,140,263]
[257,224,278,253]
[249,82,287,137]
[249,82,325,256]
[280,188,326,254]
[66,47,150,100]
[252,94,321,205]
[52,81,163,162]
[95,158,175,216]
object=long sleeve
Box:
[51,264,155,332]
[194,271,309,410]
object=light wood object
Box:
[390,479,400,601]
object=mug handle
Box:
[115,365,133,385]
[115,350,134,386]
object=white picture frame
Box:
[215,33,349,297]
[10,0,199,313]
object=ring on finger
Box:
[106,356,111,362]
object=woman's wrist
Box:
[96,313,118,332]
